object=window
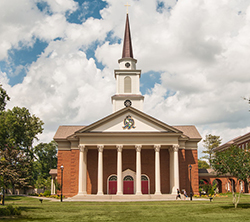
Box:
[109,175,117,181]
[123,175,133,181]
[124,76,131,93]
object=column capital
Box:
[135,144,142,152]
[154,144,161,152]
[171,144,179,152]
[116,144,123,152]
[97,145,104,152]
[78,144,87,152]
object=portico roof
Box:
[53,106,201,141]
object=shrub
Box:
[0,205,21,216]
[43,190,51,197]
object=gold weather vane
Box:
[125,2,130,14]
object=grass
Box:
[1,195,250,221]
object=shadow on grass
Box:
[5,196,22,201]
[18,206,42,212]
[221,203,250,209]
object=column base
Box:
[116,191,123,195]
[78,191,87,195]
[136,191,142,195]
[171,187,178,195]
[154,191,162,195]
[97,191,104,195]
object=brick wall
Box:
[183,149,199,195]
[57,149,79,197]
[58,148,199,197]
[199,176,250,193]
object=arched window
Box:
[109,175,117,181]
[124,76,131,93]
[123,175,133,181]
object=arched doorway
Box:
[230,179,236,192]
[123,175,134,194]
[108,175,117,194]
[213,179,222,193]
[141,175,149,194]
[245,181,249,193]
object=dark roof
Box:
[53,125,85,140]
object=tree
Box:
[33,141,57,190]
[0,106,44,154]
[198,159,210,169]
[202,134,222,166]
[211,145,250,208]
[0,85,10,112]
[0,146,33,205]
[0,86,44,198]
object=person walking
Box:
[183,189,188,200]
[176,189,181,200]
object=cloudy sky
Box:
[1,0,250,158]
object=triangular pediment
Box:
[77,107,182,134]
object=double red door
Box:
[141,181,148,194]
[109,179,148,194]
[123,181,134,194]
[109,181,117,194]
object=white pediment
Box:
[91,111,168,132]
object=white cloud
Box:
[0,0,250,160]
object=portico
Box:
[77,143,180,196]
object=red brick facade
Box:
[57,148,199,197]
[199,176,249,193]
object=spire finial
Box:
[125,2,130,14]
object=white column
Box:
[135,145,142,195]
[51,176,54,194]
[78,145,88,195]
[170,144,179,194]
[97,145,104,195]
[154,144,161,195]
[116,145,123,195]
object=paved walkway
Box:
[27,194,208,202]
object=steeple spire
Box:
[122,14,133,59]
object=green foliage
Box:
[0,106,44,153]
[211,145,250,208]
[212,145,250,181]
[0,146,33,189]
[0,205,21,216]
[198,159,210,169]
[0,85,44,191]
[199,180,216,196]
[33,141,57,189]
[43,190,51,197]
[0,85,10,112]
[202,134,222,166]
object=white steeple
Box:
[112,14,144,112]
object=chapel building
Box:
[54,13,202,198]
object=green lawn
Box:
[1,195,250,221]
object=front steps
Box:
[66,194,179,202]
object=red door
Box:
[123,181,134,194]
[141,181,148,194]
[109,181,117,194]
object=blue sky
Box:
[2,0,161,93]
[0,0,250,158]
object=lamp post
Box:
[60,165,64,202]
[189,164,192,201]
